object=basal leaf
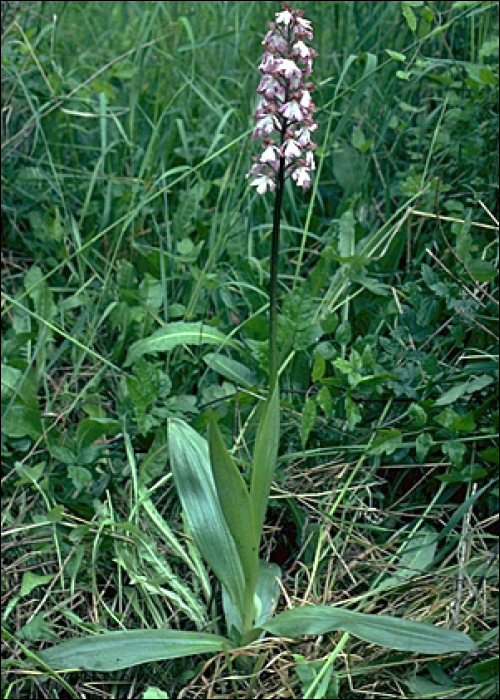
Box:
[208,417,259,619]
[261,606,476,654]
[250,383,280,546]
[254,561,281,629]
[167,418,245,613]
[38,629,230,672]
[125,322,238,366]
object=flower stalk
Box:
[247,2,318,388]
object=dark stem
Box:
[269,122,287,389]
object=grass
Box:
[1,1,499,698]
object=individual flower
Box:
[275,8,294,26]
[282,138,301,160]
[248,173,276,194]
[274,58,302,79]
[253,113,279,138]
[247,3,318,193]
[296,121,317,147]
[261,142,281,167]
[291,166,311,189]
[293,40,313,59]
[279,99,304,121]
[257,74,284,100]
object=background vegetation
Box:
[1,1,498,697]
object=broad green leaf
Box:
[352,125,368,151]
[317,386,333,418]
[345,394,362,429]
[356,274,391,296]
[333,358,352,374]
[416,433,434,462]
[24,265,54,322]
[300,398,317,449]
[368,430,402,456]
[20,572,54,597]
[466,376,494,393]
[335,321,352,345]
[203,353,258,388]
[312,352,326,382]
[409,404,427,428]
[14,462,46,487]
[436,408,475,433]
[386,49,406,61]
[436,382,472,406]
[479,447,499,465]
[167,418,245,613]
[254,561,281,629]
[127,358,160,435]
[2,404,42,439]
[402,2,417,32]
[38,629,230,672]
[47,505,65,522]
[250,382,280,545]
[125,322,238,366]
[208,417,258,622]
[442,439,466,467]
[76,417,121,451]
[470,657,499,682]
[1,365,22,398]
[223,560,281,643]
[261,606,475,654]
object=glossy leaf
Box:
[249,382,280,545]
[254,561,281,628]
[223,560,281,644]
[207,417,258,625]
[38,629,230,672]
[261,606,476,654]
[167,418,245,613]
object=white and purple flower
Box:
[247,3,318,193]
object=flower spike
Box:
[247,3,318,193]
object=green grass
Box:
[1,1,499,698]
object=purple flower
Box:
[247,3,318,193]
[274,58,302,79]
[279,99,304,121]
[275,8,294,26]
[248,173,276,194]
[291,166,311,189]
[282,138,301,160]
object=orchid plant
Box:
[37,3,475,680]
